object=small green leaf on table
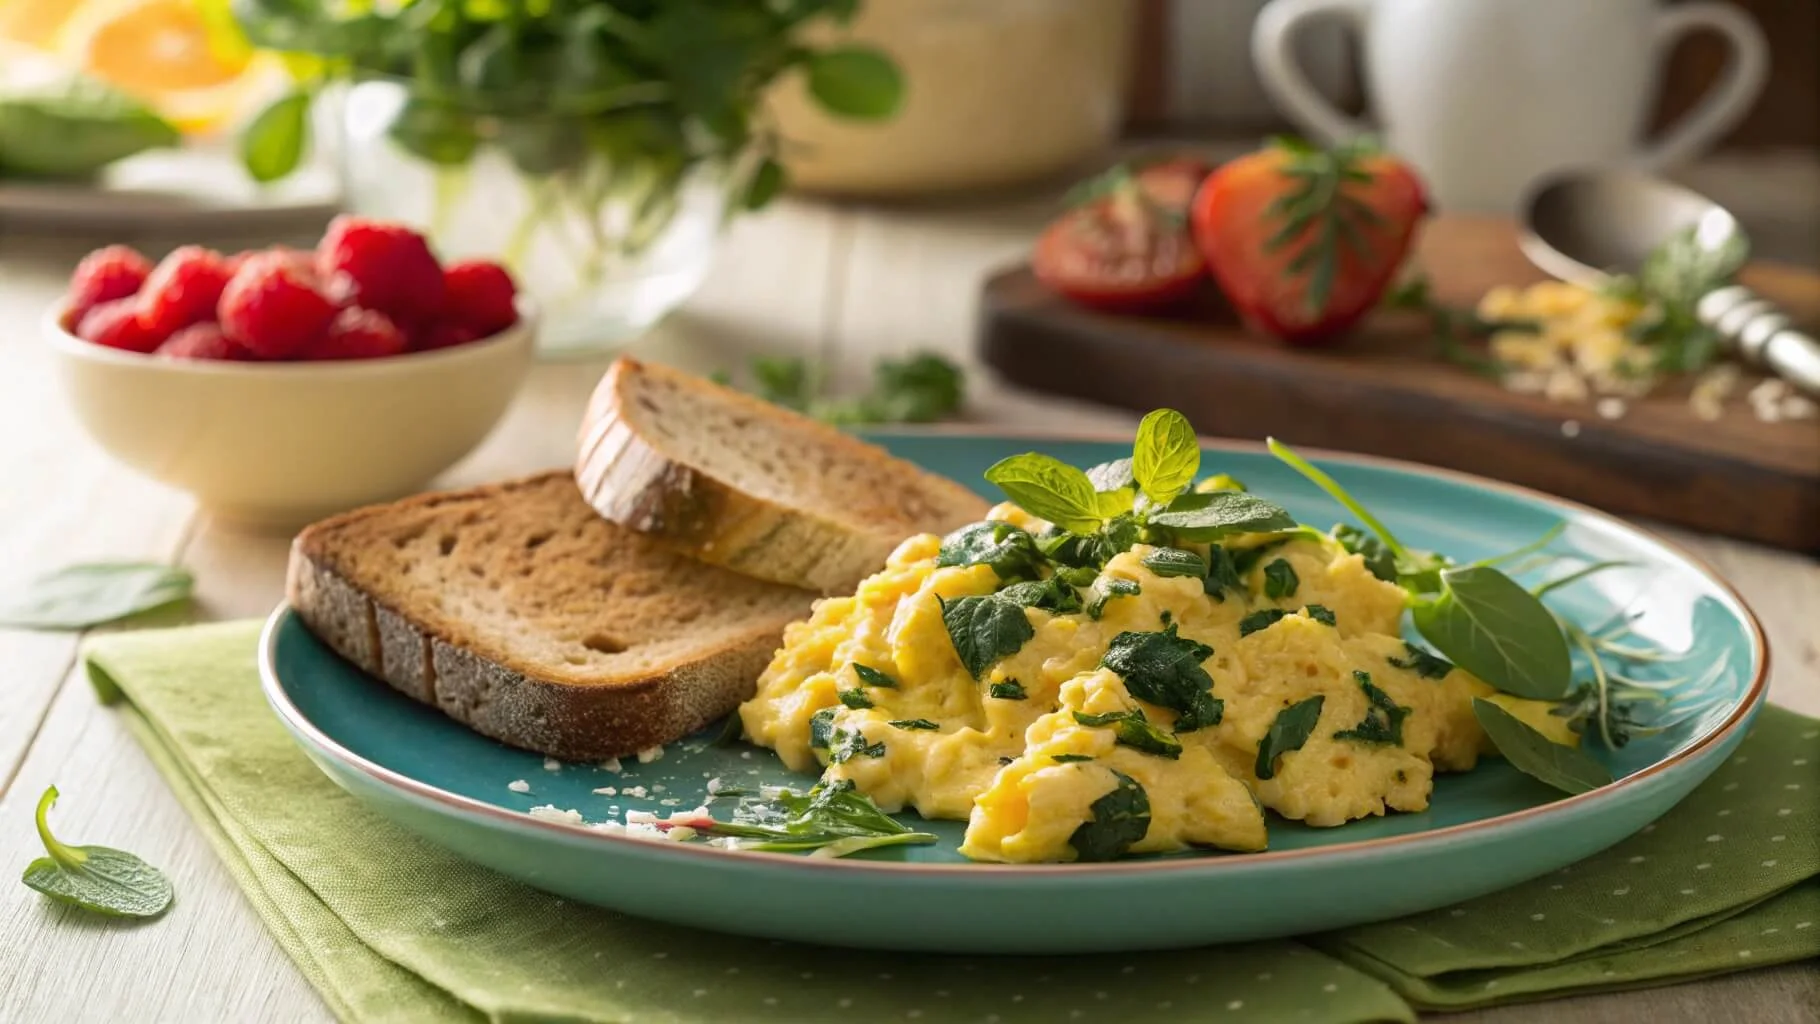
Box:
[805,47,904,119]
[21,787,173,919]
[0,562,193,630]
[1473,699,1613,795]
[240,89,311,184]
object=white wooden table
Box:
[1,156,1817,1023]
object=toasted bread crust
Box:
[286,473,807,760]
[575,357,987,593]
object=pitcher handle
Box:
[1635,2,1768,170]
[1252,0,1373,146]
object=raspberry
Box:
[303,307,409,361]
[412,321,479,352]
[441,259,519,337]
[138,246,233,337]
[66,245,151,327]
[317,216,445,325]
[219,252,337,359]
[157,323,252,361]
[75,298,162,353]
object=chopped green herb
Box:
[1073,710,1183,759]
[1231,539,1290,576]
[1203,545,1243,601]
[889,719,939,731]
[1147,492,1296,542]
[1333,671,1410,746]
[808,707,838,750]
[1068,770,1151,862]
[1263,558,1300,599]
[1303,604,1337,627]
[829,725,887,764]
[838,689,873,710]
[1142,547,1208,579]
[1332,524,1397,583]
[1100,624,1223,731]
[1086,578,1142,620]
[939,594,1036,680]
[988,680,1028,700]
[936,521,1044,582]
[688,780,936,856]
[20,786,172,918]
[852,663,899,689]
[997,577,1082,614]
[1051,754,1094,764]
[999,756,1017,765]
[1388,642,1453,680]
[1239,609,1289,637]
[1256,696,1325,780]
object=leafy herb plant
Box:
[679,780,935,857]
[21,787,174,918]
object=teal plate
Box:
[261,432,1768,953]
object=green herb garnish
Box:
[1085,578,1141,620]
[1239,609,1288,637]
[1388,642,1453,680]
[988,680,1027,700]
[1142,547,1208,579]
[1100,624,1223,731]
[1332,671,1410,746]
[0,563,193,631]
[852,663,899,689]
[1051,754,1094,764]
[1074,709,1183,759]
[1256,696,1325,780]
[1263,558,1300,600]
[889,719,939,731]
[21,787,172,918]
[837,689,873,710]
[1261,135,1394,316]
[808,707,838,750]
[739,352,965,426]
[1473,699,1612,795]
[1203,546,1243,601]
[936,521,1044,581]
[687,780,935,856]
[828,725,886,765]
[1606,225,1750,374]
[1304,604,1337,627]
[1068,770,1151,862]
[997,577,1083,614]
[939,594,1036,680]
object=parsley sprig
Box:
[720,352,964,426]
[1604,225,1749,374]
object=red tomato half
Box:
[1032,192,1206,314]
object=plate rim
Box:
[259,430,1770,878]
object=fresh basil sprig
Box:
[0,563,193,631]
[21,787,173,918]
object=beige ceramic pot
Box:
[769,0,1135,197]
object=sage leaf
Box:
[1085,578,1140,620]
[1148,491,1297,541]
[939,594,1035,679]
[0,562,192,630]
[1387,642,1452,680]
[1332,671,1410,746]
[985,453,1103,534]
[851,663,898,688]
[805,47,903,119]
[1473,698,1612,795]
[1256,695,1324,780]
[240,90,310,184]
[21,787,172,918]
[1131,409,1200,505]
[1413,566,1572,700]
[1068,769,1150,862]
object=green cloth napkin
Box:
[79,622,1819,1024]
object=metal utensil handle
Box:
[1696,285,1820,397]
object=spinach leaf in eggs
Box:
[939,594,1036,680]
[936,521,1045,581]
[1073,710,1183,759]
[1068,770,1151,862]
[1332,671,1411,746]
[1256,696,1325,780]
[1100,624,1224,731]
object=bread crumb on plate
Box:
[507,779,531,793]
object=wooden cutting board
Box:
[979,216,1820,552]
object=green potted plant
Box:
[228,0,902,355]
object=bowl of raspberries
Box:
[45,216,536,529]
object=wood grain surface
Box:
[981,216,1820,551]
[1,159,1816,1024]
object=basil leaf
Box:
[1413,566,1571,700]
[1473,698,1613,795]
[851,663,898,688]
[1085,458,1135,492]
[1239,609,1288,637]
[20,787,172,918]
[1131,409,1201,505]
[1068,770,1150,862]
[1333,524,1397,583]
[1304,604,1337,627]
[240,89,311,184]
[1073,710,1183,759]
[1263,558,1300,599]
[988,680,1027,700]
[805,46,904,119]
[1256,696,1325,780]
[1085,578,1141,620]
[889,719,939,731]
[0,562,193,630]
[936,521,1044,582]
[1332,671,1410,746]
[837,688,873,710]
[1148,491,1296,541]
[985,454,1104,534]
[1141,547,1207,579]
[1203,546,1243,601]
[939,594,1035,680]
[997,578,1081,614]
[0,74,180,180]
[1387,642,1453,680]
[1100,624,1223,731]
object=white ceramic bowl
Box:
[45,305,536,530]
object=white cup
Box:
[1252,0,1769,213]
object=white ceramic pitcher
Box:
[1252,0,1769,212]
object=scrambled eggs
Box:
[740,502,1563,864]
